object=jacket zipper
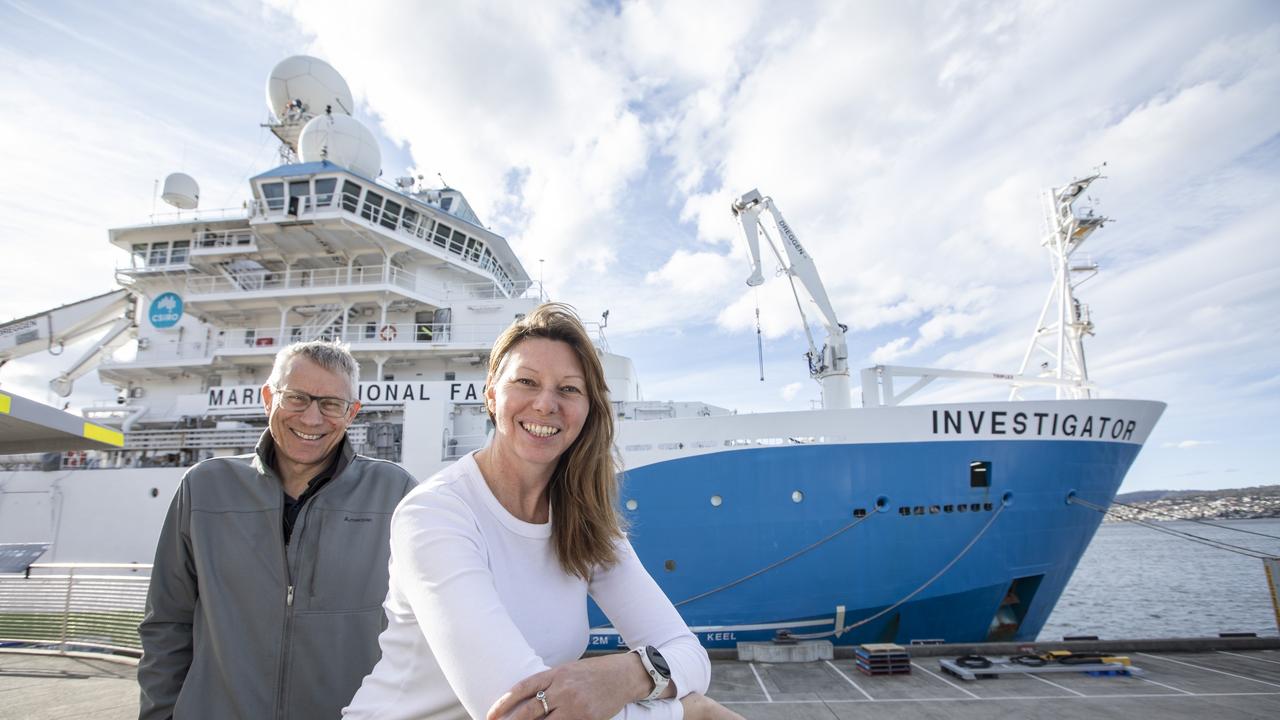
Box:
[273,477,330,718]
[271,453,348,719]
[273,480,293,719]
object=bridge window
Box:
[341,181,361,212]
[148,242,170,265]
[361,191,384,223]
[466,237,483,263]
[381,199,402,230]
[314,178,337,208]
[261,182,284,212]
[170,240,190,265]
[433,222,451,249]
[448,229,466,255]
[401,207,419,235]
[288,180,309,212]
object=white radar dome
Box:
[266,55,354,122]
[161,172,199,210]
[298,114,381,178]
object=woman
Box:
[345,303,741,719]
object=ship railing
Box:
[191,227,257,253]
[105,321,513,366]
[146,206,250,225]
[215,323,510,349]
[251,191,529,299]
[0,563,151,658]
[119,425,370,452]
[183,264,433,299]
[860,364,1099,406]
[447,279,540,300]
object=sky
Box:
[0,0,1276,492]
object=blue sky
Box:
[1,0,1276,492]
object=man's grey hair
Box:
[267,340,360,399]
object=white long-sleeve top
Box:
[344,452,709,719]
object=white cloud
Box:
[780,382,802,402]
[1161,440,1220,449]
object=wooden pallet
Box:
[855,643,911,675]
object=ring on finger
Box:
[535,689,549,715]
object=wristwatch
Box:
[633,645,671,701]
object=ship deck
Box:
[4,642,1279,719]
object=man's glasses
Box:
[274,389,355,418]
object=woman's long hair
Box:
[485,302,625,579]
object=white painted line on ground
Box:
[1137,652,1280,689]
[1025,672,1087,697]
[909,661,981,699]
[714,691,1280,705]
[822,660,874,701]
[747,662,772,703]
[1134,675,1194,695]
[1218,650,1280,666]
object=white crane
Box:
[0,289,136,397]
[731,189,851,410]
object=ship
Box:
[0,56,1163,648]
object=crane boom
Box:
[731,189,850,409]
[0,289,136,397]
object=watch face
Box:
[648,646,671,678]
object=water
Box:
[1040,518,1280,640]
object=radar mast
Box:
[1010,169,1109,399]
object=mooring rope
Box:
[1104,496,1280,541]
[672,510,878,609]
[790,502,1008,640]
[1069,495,1276,559]
[591,504,881,630]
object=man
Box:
[138,341,416,719]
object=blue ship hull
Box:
[589,432,1145,649]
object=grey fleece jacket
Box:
[137,432,416,720]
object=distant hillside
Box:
[1108,485,1280,521]
[1114,489,1207,504]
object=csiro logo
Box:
[149,292,184,329]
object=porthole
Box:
[625,499,638,511]
[970,503,981,512]
[853,508,867,518]
[943,504,954,513]
[791,491,804,503]
[957,504,968,512]
[913,506,925,516]
[710,495,723,507]
[149,488,159,498]
[983,502,993,511]
[929,505,940,514]
[664,560,677,572]
[898,507,911,516]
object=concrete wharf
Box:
[2,639,1279,719]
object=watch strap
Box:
[633,645,670,701]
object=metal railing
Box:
[184,264,425,297]
[0,563,150,657]
[108,323,510,366]
[122,425,368,451]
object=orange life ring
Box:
[379,325,397,341]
